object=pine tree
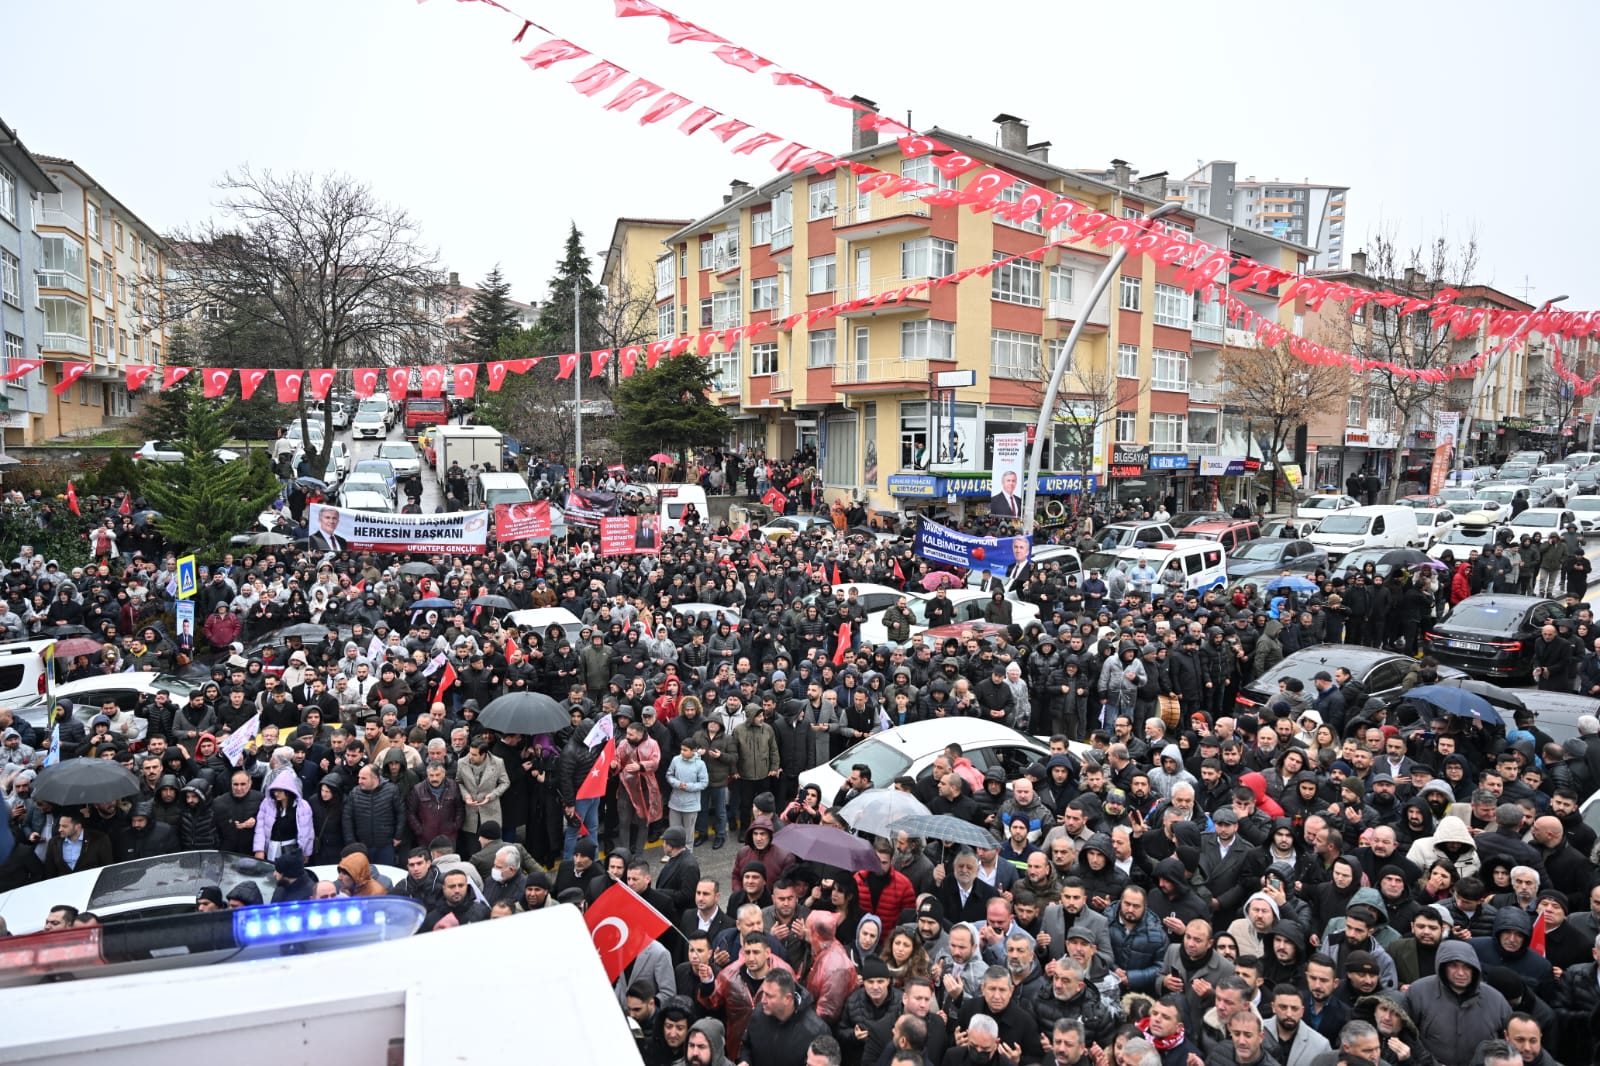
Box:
[612,353,731,460]
[139,404,282,560]
[530,225,606,361]
[462,265,522,360]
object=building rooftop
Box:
[34,154,168,251]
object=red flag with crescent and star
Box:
[273,369,304,404]
[486,362,509,391]
[387,367,411,400]
[583,881,670,982]
[53,363,88,394]
[239,368,267,400]
[308,368,336,400]
[353,368,379,399]
[125,365,154,391]
[162,366,191,391]
[203,368,232,398]
[453,364,477,399]
[577,737,614,802]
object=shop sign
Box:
[1148,453,1189,471]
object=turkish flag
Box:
[387,367,411,400]
[53,363,88,395]
[486,362,509,392]
[589,350,611,378]
[1530,913,1546,956]
[125,365,154,391]
[1,359,40,382]
[202,368,232,398]
[65,481,79,516]
[504,633,519,658]
[892,558,904,584]
[832,564,842,586]
[420,365,446,398]
[618,345,640,378]
[308,368,336,400]
[433,662,458,702]
[576,738,613,800]
[240,368,267,400]
[353,368,379,399]
[832,622,852,666]
[584,882,671,983]
[274,369,304,403]
[556,353,580,380]
[118,493,131,516]
[508,358,536,374]
[161,366,191,391]
[453,364,477,399]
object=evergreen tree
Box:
[462,265,522,360]
[612,353,731,460]
[130,326,201,442]
[139,404,281,560]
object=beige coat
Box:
[454,751,510,833]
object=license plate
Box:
[1447,639,1484,652]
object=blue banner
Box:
[913,516,1032,575]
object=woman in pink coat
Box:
[613,721,662,853]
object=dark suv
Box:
[1422,594,1562,680]
[1237,645,1463,712]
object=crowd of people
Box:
[0,477,1598,1066]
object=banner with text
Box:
[989,433,1027,518]
[309,503,489,555]
[564,489,620,528]
[495,500,554,542]
[599,514,663,556]
[912,516,1031,576]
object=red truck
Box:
[402,397,448,438]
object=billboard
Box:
[308,504,489,554]
[913,516,1031,575]
[494,501,553,543]
[988,432,1027,517]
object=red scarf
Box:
[1135,1017,1186,1052]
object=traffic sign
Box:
[176,555,198,600]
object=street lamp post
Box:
[573,276,583,466]
[1021,201,1182,538]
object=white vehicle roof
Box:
[339,490,393,512]
[506,606,585,633]
[57,672,194,702]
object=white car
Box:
[376,441,422,478]
[1301,493,1360,511]
[1507,507,1578,537]
[309,401,351,430]
[797,719,1087,806]
[1427,524,1502,560]
[132,441,241,464]
[340,472,395,504]
[859,589,1041,646]
[1411,507,1457,549]
[1531,476,1574,506]
[1567,495,1600,534]
[339,488,394,514]
[1260,517,1322,539]
[352,399,390,439]
[23,673,201,744]
[1443,498,1506,525]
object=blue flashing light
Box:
[232,897,427,947]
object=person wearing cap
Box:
[837,955,901,1065]
[270,848,316,903]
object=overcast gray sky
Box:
[9,0,1596,311]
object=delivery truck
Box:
[431,425,504,490]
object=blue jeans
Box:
[562,797,600,862]
[370,844,397,868]
[696,786,728,840]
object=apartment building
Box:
[35,156,167,439]
[439,269,540,361]
[602,218,690,342]
[637,112,1308,518]
[1166,162,1348,271]
[0,117,53,446]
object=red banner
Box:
[494,500,552,542]
[420,365,446,397]
[453,363,478,399]
[308,368,336,400]
[387,367,411,400]
[600,514,660,555]
[202,368,232,398]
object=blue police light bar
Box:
[234,897,424,946]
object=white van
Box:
[1087,538,1227,595]
[658,484,709,533]
[0,639,55,712]
[1308,504,1419,559]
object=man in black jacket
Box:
[557,718,605,860]
[393,846,446,911]
[212,767,262,854]
[423,868,490,930]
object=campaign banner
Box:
[600,515,662,556]
[912,516,1031,575]
[495,500,553,542]
[175,601,195,647]
[564,489,620,528]
[1430,411,1460,496]
[308,503,489,555]
[989,433,1027,517]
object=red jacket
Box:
[854,867,917,926]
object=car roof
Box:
[58,673,183,696]
[340,491,391,509]
[1447,594,1558,609]
[1185,520,1254,533]
[865,717,1046,750]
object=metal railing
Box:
[37,207,80,229]
[43,332,90,356]
[771,226,793,252]
[1192,320,1225,344]
[833,355,930,386]
[1047,296,1109,327]
[838,199,932,227]
[1189,381,1227,402]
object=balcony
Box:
[1224,327,1262,349]
[772,370,793,393]
[37,207,81,229]
[1192,319,1225,345]
[1046,294,1110,328]
[834,198,932,239]
[38,270,87,297]
[1189,381,1227,403]
[43,332,90,356]
[770,226,794,256]
[833,355,932,392]
[837,275,932,318]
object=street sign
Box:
[176,555,198,600]
[934,370,977,388]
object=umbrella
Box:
[1376,548,1430,568]
[771,824,881,872]
[1403,683,1504,726]
[53,637,106,658]
[31,759,141,806]
[1265,576,1319,594]
[649,453,675,464]
[1409,559,1448,572]
[399,562,439,577]
[245,532,294,547]
[1433,676,1526,712]
[131,509,161,527]
[888,813,999,849]
[410,597,456,609]
[46,625,93,638]
[477,692,570,735]
[278,623,332,640]
[838,790,931,837]
[294,476,328,491]
[471,595,516,611]
[921,571,964,591]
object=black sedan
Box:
[1237,646,1463,712]
[1421,594,1562,680]
[1226,538,1329,578]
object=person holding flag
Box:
[558,714,611,862]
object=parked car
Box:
[1225,538,1328,578]
[1567,495,1600,534]
[132,441,241,464]
[1422,594,1562,680]
[352,399,391,439]
[1237,647,1463,712]
[1428,523,1504,560]
[1397,494,1447,510]
[376,441,422,478]
[1166,511,1231,531]
[1302,494,1361,512]
[1531,476,1574,506]
[1184,520,1261,553]
[1260,517,1322,540]
[337,488,394,514]
[1090,521,1176,551]
[0,639,60,711]
[1411,507,1457,549]
[339,472,395,506]
[1443,498,1506,525]
[1506,507,1577,537]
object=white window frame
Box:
[711,290,741,329]
[1347,395,1363,427]
[699,298,714,329]
[900,238,954,280]
[0,166,14,224]
[93,317,106,357]
[699,239,714,270]
[808,182,837,221]
[808,254,837,295]
[750,342,778,376]
[655,256,674,297]
[1151,348,1189,392]
[708,349,740,393]
[1115,411,1136,443]
[1119,275,1142,311]
[1150,413,1187,448]
[1152,283,1193,330]
[899,156,956,197]
[1047,338,1072,374]
[0,249,19,307]
[656,302,676,338]
[995,181,1044,233]
[900,319,954,361]
[990,329,1041,379]
[1117,343,1139,378]
[712,229,739,271]
[750,276,777,312]
[807,329,836,368]
[751,211,772,246]
[991,254,1042,307]
[1049,267,1074,305]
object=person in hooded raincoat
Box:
[253,767,315,860]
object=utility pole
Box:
[573,275,582,465]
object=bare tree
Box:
[1217,336,1350,512]
[168,168,440,472]
[592,273,660,391]
[1528,369,1581,435]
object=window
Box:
[991,254,1042,307]
[41,234,86,289]
[677,246,688,277]
[1047,338,1072,374]
[1115,411,1136,442]
[1118,275,1142,311]
[712,229,739,271]
[807,329,836,367]
[990,329,1041,379]
[102,256,112,294]
[114,222,123,250]
[1151,349,1189,391]
[900,319,954,360]
[1049,267,1074,305]
[1153,284,1193,329]
[699,239,714,270]
[995,181,1043,233]
[751,276,777,312]
[751,211,772,246]
[771,187,793,247]
[863,403,878,486]
[118,328,128,356]
[655,256,674,296]
[90,260,102,297]
[1117,343,1139,378]
[823,416,857,486]
[750,342,778,375]
[808,181,837,220]
[0,166,14,223]
[0,249,19,307]
[699,298,714,329]
[118,276,126,305]
[93,318,106,357]
[708,349,739,393]
[900,238,955,280]
[900,401,929,469]
[711,290,741,329]
[87,202,100,241]
[2,332,19,377]
[808,254,837,294]
[42,296,88,341]
[1347,395,1363,426]
[900,156,956,196]
[1150,413,1186,448]
[656,302,676,338]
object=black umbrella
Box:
[471,595,516,611]
[399,561,438,577]
[278,623,331,640]
[478,692,570,735]
[1434,676,1526,712]
[32,759,141,806]
[46,625,93,638]
[1376,548,1430,567]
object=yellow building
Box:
[601,217,692,342]
[35,156,166,440]
[617,111,1308,518]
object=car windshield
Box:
[1499,465,1535,480]
[1569,497,1600,512]
[357,400,387,414]
[1439,488,1474,501]
[377,445,414,460]
[1256,656,1361,694]
[1477,488,1520,504]
[1515,512,1561,527]
[1318,514,1371,533]
[484,486,532,506]
[1441,603,1526,634]
[1232,540,1287,560]
[88,852,277,912]
[1082,551,1131,573]
[826,736,912,785]
[1446,501,1491,515]
[1304,497,1345,510]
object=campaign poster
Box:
[564,489,620,528]
[599,515,662,556]
[308,503,489,555]
[1430,411,1459,496]
[175,600,195,648]
[989,433,1027,518]
[495,500,553,542]
[912,516,1030,575]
